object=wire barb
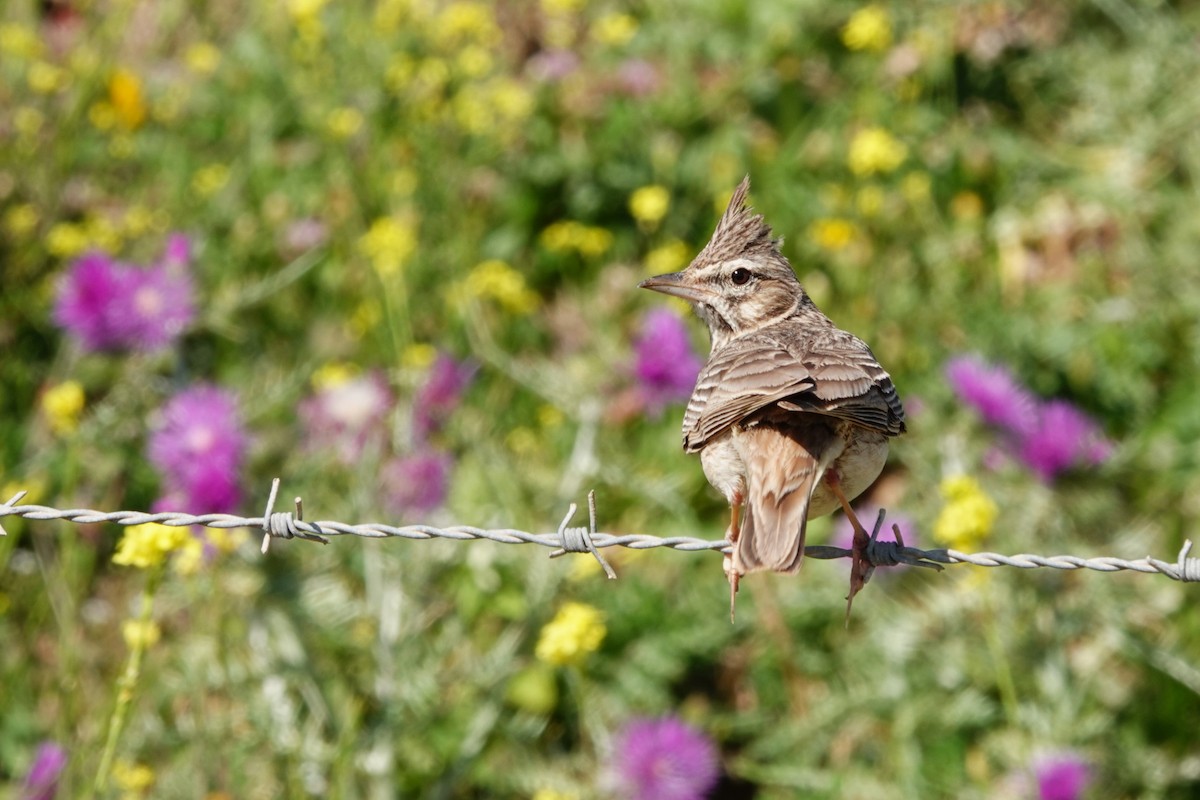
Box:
[0,480,1194,584]
[549,490,617,579]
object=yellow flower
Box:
[842,4,892,52]
[4,203,39,238]
[901,171,932,204]
[533,790,579,800]
[950,190,984,221]
[933,475,997,551]
[540,221,613,257]
[109,68,147,130]
[807,217,857,251]
[856,184,885,217]
[45,222,90,259]
[113,523,192,569]
[455,44,493,77]
[359,215,417,276]
[83,214,122,253]
[192,163,230,197]
[592,12,638,46]
[645,239,690,274]
[326,106,364,139]
[173,536,206,575]
[121,205,156,237]
[402,343,437,369]
[42,380,85,435]
[27,61,68,94]
[463,259,539,314]
[535,601,605,666]
[629,185,670,227]
[287,0,329,22]
[848,127,907,176]
[112,760,155,793]
[434,1,499,48]
[122,619,162,648]
[311,361,358,390]
[185,42,222,74]
[89,102,118,131]
[538,404,565,429]
[0,23,43,60]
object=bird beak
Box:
[638,272,716,304]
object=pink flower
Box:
[382,451,452,518]
[633,309,701,416]
[300,371,394,463]
[1018,400,1112,482]
[411,353,476,443]
[22,741,67,800]
[1033,752,1092,800]
[608,716,720,800]
[945,354,1037,436]
[147,385,246,513]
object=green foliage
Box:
[2,0,1200,797]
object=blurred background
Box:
[2,0,1199,797]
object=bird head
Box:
[638,177,810,350]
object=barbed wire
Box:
[0,480,1196,583]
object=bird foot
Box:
[722,551,741,624]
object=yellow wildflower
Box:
[950,190,984,221]
[533,790,579,800]
[89,102,117,131]
[45,222,90,259]
[645,239,690,274]
[359,215,417,276]
[122,205,156,237]
[42,380,85,435]
[109,68,147,130]
[455,45,493,77]
[538,404,565,429]
[535,601,605,666]
[901,171,932,204]
[311,361,358,390]
[933,475,997,551]
[402,343,438,369]
[83,214,122,253]
[27,61,68,94]
[489,77,534,123]
[192,163,231,197]
[4,204,39,238]
[113,523,192,569]
[0,23,43,60]
[434,1,499,48]
[15,106,44,140]
[464,259,539,314]
[629,185,670,227]
[349,300,381,338]
[842,4,892,52]
[807,217,857,251]
[506,427,540,458]
[856,184,885,217]
[848,127,907,176]
[540,221,613,257]
[112,761,155,793]
[287,0,329,23]
[592,12,638,46]
[185,42,221,74]
[122,619,162,648]
[326,106,364,139]
[173,536,206,576]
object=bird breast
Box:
[699,433,746,504]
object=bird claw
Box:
[723,551,741,624]
[844,507,886,625]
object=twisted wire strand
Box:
[0,482,1195,583]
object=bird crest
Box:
[693,177,782,267]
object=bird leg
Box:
[825,472,872,621]
[722,494,743,623]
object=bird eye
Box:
[731,267,751,285]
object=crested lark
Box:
[639,177,905,614]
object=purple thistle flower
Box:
[300,371,395,463]
[1033,752,1092,800]
[22,741,67,800]
[634,309,702,417]
[1018,400,1112,482]
[608,716,720,800]
[147,385,246,513]
[944,355,1038,437]
[412,353,476,443]
[52,251,134,351]
[382,451,452,518]
[52,235,195,353]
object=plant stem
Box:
[91,565,163,798]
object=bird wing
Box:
[682,334,817,452]
[778,326,906,436]
[682,327,904,453]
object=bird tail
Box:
[733,428,827,575]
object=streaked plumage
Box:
[639,177,905,603]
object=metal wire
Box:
[0,480,1195,583]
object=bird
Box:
[638,177,905,616]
